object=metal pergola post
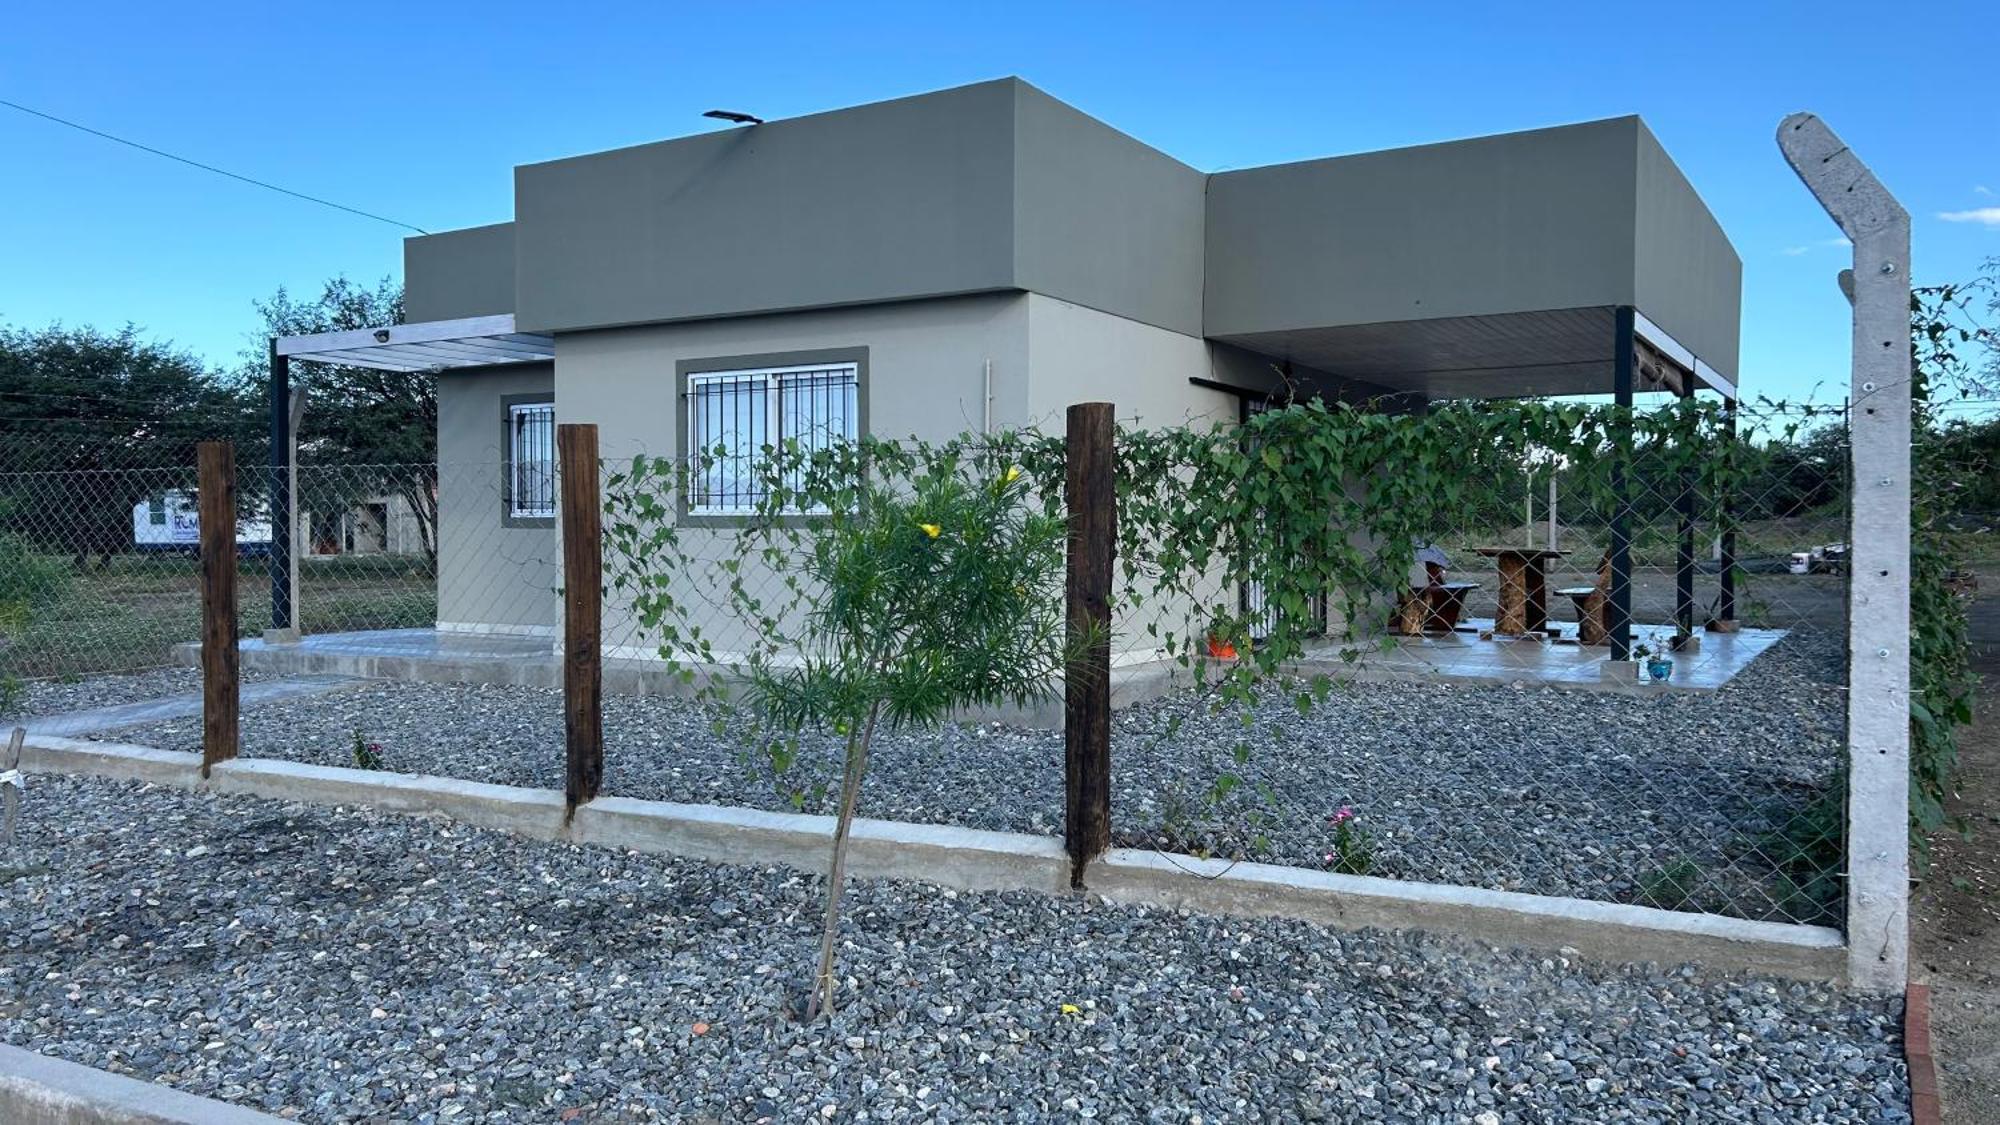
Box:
[1607,306,1635,662]
[1675,377,1697,638]
[1717,394,1739,626]
[267,341,294,634]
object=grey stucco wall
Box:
[436,363,559,634]
[1011,84,1206,338]
[404,223,516,323]
[1205,117,1643,338]
[1632,122,1742,379]
[511,78,1212,341]
[514,82,1020,335]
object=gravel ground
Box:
[2,776,1907,1123]
[102,633,1846,920]
[4,666,206,720]
[4,665,285,722]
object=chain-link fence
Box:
[4,397,1868,937]
[1106,401,1851,927]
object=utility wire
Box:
[0,96,430,235]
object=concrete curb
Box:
[0,1044,283,1124]
[1086,849,1847,982]
[18,736,1067,895]
[19,736,1843,982]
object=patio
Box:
[1309,618,1789,692]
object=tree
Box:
[604,440,1069,1020]
[0,322,256,564]
[246,276,438,560]
[749,458,1066,1019]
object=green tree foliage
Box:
[606,437,1067,1019]
[1908,271,1996,853]
[0,323,255,563]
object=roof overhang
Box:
[273,314,553,373]
[1209,306,1733,403]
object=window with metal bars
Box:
[507,401,555,519]
[686,363,859,515]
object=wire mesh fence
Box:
[2,397,1864,933]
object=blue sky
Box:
[2,1,1994,403]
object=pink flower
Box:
[1330,807,1355,826]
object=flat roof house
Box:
[270,77,1741,651]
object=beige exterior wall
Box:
[435,363,560,636]
[1023,295,1250,659]
[553,294,1033,659]
[435,294,1374,658]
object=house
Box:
[268,78,1740,657]
[132,490,274,554]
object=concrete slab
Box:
[0,1043,283,1124]
[21,676,362,738]
[1296,618,1787,693]
[178,629,1183,729]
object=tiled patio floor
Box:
[1303,618,1786,691]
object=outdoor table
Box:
[1473,547,1571,636]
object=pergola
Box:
[263,314,554,634]
[1193,303,1741,660]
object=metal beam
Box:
[272,314,540,357]
[1607,306,1635,662]
[1718,396,1739,625]
[267,343,293,633]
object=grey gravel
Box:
[101,633,1844,920]
[5,667,206,720]
[2,775,1906,1123]
[5,665,284,722]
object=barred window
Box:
[507,402,555,519]
[687,363,859,515]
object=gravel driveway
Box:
[103,633,1846,921]
[2,776,1906,1123]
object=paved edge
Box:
[1907,982,1940,1124]
[1088,849,1847,983]
[19,735,1844,983]
[0,1044,284,1125]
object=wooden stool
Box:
[1394,582,1479,635]
[1558,553,1613,646]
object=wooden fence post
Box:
[558,423,604,820]
[3,728,23,853]
[198,441,239,776]
[1064,402,1115,887]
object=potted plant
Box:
[1205,613,1239,660]
[1640,632,1674,683]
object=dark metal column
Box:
[1608,307,1635,661]
[1717,394,1738,626]
[1675,376,1697,638]
[267,341,293,632]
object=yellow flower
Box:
[919,522,942,539]
[1003,465,1022,484]
[1059,1003,1081,1017]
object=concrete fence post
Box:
[1778,112,1912,993]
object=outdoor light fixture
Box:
[372,329,391,343]
[702,109,764,126]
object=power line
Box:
[0,96,430,235]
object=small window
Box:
[147,496,167,525]
[687,363,859,515]
[507,402,555,519]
